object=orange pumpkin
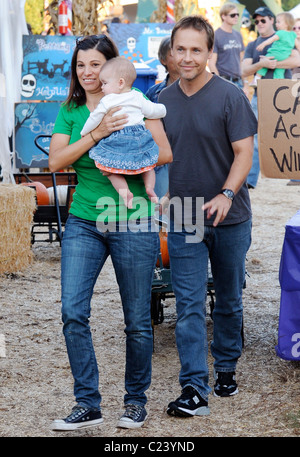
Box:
[21,181,50,205]
[156,229,169,267]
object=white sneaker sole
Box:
[117,415,147,429]
[167,404,210,417]
[177,406,210,416]
[51,417,103,431]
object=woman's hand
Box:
[159,192,170,215]
[92,106,128,141]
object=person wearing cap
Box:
[242,6,300,189]
[208,2,245,88]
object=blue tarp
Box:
[276,210,300,361]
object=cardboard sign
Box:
[257,79,300,179]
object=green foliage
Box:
[24,0,45,34]
[281,0,300,12]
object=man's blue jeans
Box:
[60,214,159,410]
[247,93,260,188]
[168,219,251,401]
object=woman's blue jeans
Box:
[154,164,169,199]
[168,219,251,401]
[61,214,159,410]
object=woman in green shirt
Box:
[49,35,172,431]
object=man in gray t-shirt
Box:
[208,2,244,86]
[160,76,256,226]
[159,16,257,419]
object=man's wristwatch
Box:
[220,189,235,201]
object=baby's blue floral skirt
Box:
[89,125,159,172]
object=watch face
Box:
[223,189,234,200]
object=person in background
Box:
[292,17,300,78]
[159,15,257,418]
[49,34,172,431]
[242,6,300,189]
[208,2,244,89]
[253,12,300,84]
[146,36,179,199]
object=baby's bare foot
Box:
[119,189,134,209]
[146,187,158,204]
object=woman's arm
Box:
[49,132,95,172]
[49,107,128,172]
[145,119,173,166]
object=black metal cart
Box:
[14,134,77,244]
[151,248,215,326]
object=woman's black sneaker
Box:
[51,405,103,430]
[214,371,238,397]
[167,386,210,417]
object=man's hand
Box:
[202,194,232,227]
[259,55,277,69]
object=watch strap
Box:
[220,189,235,201]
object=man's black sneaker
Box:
[167,386,210,417]
[214,371,239,397]
[117,404,147,429]
[51,405,103,430]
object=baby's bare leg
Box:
[107,174,133,208]
[142,169,158,203]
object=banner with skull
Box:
[109,23,173,83]
[21,25,173,102]
[21,34,75,101]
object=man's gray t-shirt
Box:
[159,75,257,226]
[213,28,244,79]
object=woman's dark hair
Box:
[65,34,119,107]
[171,15,214,52]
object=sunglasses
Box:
[75,34,108,46]
[293,26,300,31]
[229,13,239,18]
[254,18,267,25]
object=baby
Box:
[81,57,167,208]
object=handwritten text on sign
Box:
[257,79,300,179]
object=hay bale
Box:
[0,184,36,274]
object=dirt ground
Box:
[0,177,300,439]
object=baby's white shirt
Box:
[81,89,166,136]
